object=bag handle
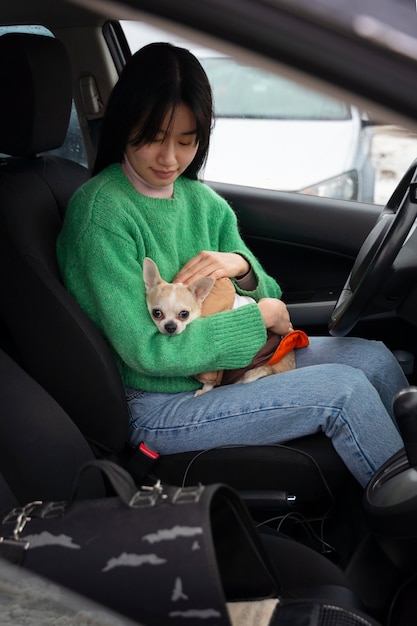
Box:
[71,459,140,506]
[70,459,204,508]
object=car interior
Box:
[1,0,417,624]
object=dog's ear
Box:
[190,276,215,303]
[143,257,162,290]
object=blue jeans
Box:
[126,337,406,487]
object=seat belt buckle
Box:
[138,442,159,460]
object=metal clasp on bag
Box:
[1,500,65,542]
[129,481,205,508]
[129,480,166,508]
[1,500,44,547]
[172,484,205,504]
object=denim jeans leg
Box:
[126,362,404,487]
[296,336,408,419]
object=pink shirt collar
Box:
[122,153,174,199]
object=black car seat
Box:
[0,347,106,503]
[0,33,127,462]
[0,32,357,519]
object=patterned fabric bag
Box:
[0,460,279,626]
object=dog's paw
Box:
[194,383,214,397]
[240,366,273,384]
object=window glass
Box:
[200,57,350,120]
[0,25,87,167]
[121,20,417,206]
[0,25,50,36]
[49,105,88,167]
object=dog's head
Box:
[143,257,214,335]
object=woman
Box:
[57,42,405,487]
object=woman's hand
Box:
[174,251,249,284]
[258,298,293,336]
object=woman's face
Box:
[126,103,199,188]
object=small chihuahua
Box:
[143,257,214,336]
[143,257,296,396]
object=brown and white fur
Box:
[143,257,214,336]
[143,257,295,396]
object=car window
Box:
[200,57,350,121]
[0,25,87,167]
[121,20,417,206]
[49,104,88,166]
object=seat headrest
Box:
[0,33,72,157]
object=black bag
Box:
[0,460,279,626]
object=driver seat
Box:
[0,32,355,519]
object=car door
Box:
[211,182,380,332]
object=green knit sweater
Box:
[56,164,283,393]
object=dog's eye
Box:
[179,311,190,320]
[152,309,163,319]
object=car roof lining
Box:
[0,0,106,28]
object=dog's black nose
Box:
[165,322,177,334]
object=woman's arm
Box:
[174,251,291,335]
[173,250,250,283]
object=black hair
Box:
[93,42,213,178]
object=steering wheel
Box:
[329,159,417,337]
